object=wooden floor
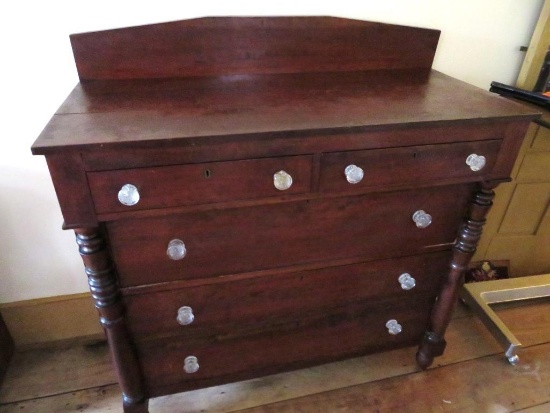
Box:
[1,300,550,413]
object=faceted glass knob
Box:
[345,164,364,184]
[117,184,140,206]
[386,319,402,335]
[177,306,194,325]
[398,273,416,290]
[183,356,199,374]
[167,239,187,260]
[412,210,432,228]
[274,170,293,191]
[465,154,486,172]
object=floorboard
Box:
[515,402,550,412]
[0,301,549,413]
[237,343,550,413]
[0,339,115,404]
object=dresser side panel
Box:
[488,120,535,180]
[45,153,97,228]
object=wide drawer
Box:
[88,155,313,213]
[108,183,472,287]
[137,294,434,396]
[123,251,449,341]
[320,140,501,193]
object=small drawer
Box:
[136,295,434,396]
[320,140,501,192]
[123,251,449,340]
[87,155,313,213]
[108,183,472,287]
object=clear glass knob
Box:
[183,356,199,374]
[412,210,432,228]
[345,164,364,184]
[273,170,293,191]
[167,239,187,260]
[386,319,402,335]
[117,184,140,206]
[508,355,520,365]
[398,273,416,290]
[177,306,194,325]
[465,154,486,172]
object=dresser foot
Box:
[416,331,446,369]
[123,395,149,413]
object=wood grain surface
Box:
[29,16,543,413]
[32,71,538,154]
[108,184,471,286]
[1,302,550,412]
[69,17,440,80]
[122,252,449,340]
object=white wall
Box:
[0,0,544,303]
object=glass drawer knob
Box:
[465,154,486,172]
[412,210,432,228]
[386,319,402,335]
[398,273,416,290]
[167,239,187,260]
[274,170,293,190]
[177,306,194,325]
[183,356,199,374]
[345,164,364,184]
[117,184,140,206]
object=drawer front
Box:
[137,295,434,396]
[320,140,501,193]
[123,251,449,340]
[88,155,313,213]
[109,184,472,287]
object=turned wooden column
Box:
[416,181,499,369]
[75,227,149,413]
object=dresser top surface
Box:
[32,17,540,154]
[32,69,539,154]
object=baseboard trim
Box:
[0,293,104,348]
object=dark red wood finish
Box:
[45,153,97,229]
[32,71,535,156]
[88,155,312,214]
[74,228,147,412]
[32,17,540,413]
[320,140,501,193]
[123,252,449,341]
[416,182,500,368]
[69,17,440,80]
[137,294,435,397]
[108,184,472,287]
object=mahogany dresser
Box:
[32,17,539,412]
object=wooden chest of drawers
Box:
[32,17,539,412]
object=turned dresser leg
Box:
[417,182,499,369]
[75,228,150,413]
